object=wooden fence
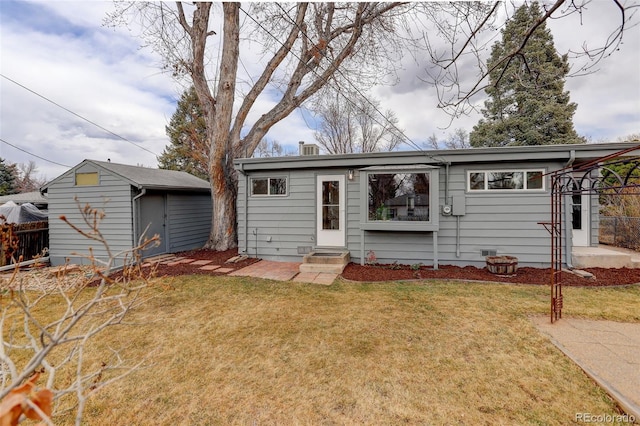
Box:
[0,221,49,266]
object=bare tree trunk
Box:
[178,2,240,250]
[206,3,240,250]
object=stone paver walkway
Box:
[146,255,338,284]
[229,260,338,285]
[532,316,640,420]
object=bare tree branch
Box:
[0,202,159,424]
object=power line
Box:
[0,137,71,167]
[1,74,159,156]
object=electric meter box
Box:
[452,194,466,216]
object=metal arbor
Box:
[540,144,640,323]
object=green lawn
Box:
[48,276,640,424]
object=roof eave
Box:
[234,142,640,172]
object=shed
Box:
[234,142,640,269]
[41,160,212,267]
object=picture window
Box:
[368,172,430,222]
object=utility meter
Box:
[442,205,452,215]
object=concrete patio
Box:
[532,316,640,420]
[572,245,640,269]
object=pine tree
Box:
[158,86,209,180]
[0,158,18,196]
[470,2,585,147]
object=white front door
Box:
[571,179,590,247]
[316,175,345,247]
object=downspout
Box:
[444,162,450,202]
[237,163,249,257]
[563,150,575,268]
[456,216,461,258]
[132,187,146,250]
[444,162,461,258]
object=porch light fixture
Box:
[348,169,355,180]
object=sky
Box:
[1,1,639,182]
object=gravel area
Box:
[0,264,97,292]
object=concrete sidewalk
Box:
[532,316,640,420]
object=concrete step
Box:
[630,257,640,269]
[302,251,350,265]
[299,263,347,274]
[300,250,350,274]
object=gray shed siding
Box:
[47,162,212,267]
[47,166,135,266]
[238,160,566,268]
[166,193,212,252]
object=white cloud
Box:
[0,0,638,184]
[1,1,180,179]
[546,0,640,141]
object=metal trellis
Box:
[540,144,640,323]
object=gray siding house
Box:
[235,142,639,268]
[41,160,212,267]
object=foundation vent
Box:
[482,249,498,257]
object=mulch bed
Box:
[341,263,640,287]
[102,248,639,287]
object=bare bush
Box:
[599,187,640,250]
[0,202,161,425]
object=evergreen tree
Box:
[0,158,18,196]
[470,2,585,147]
[158,86,209,180]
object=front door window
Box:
[317,175,345,247]
[322,181,340,230]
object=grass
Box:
[20,277,640,424]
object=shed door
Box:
[316,175,346,247]
[139,194,167,257]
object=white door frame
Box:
[571,177,590,247]
[316,175,346,247]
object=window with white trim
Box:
[468,169,545,191]
[368,172,430,222]
[250,177,287,196]
[359,166,439,231]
